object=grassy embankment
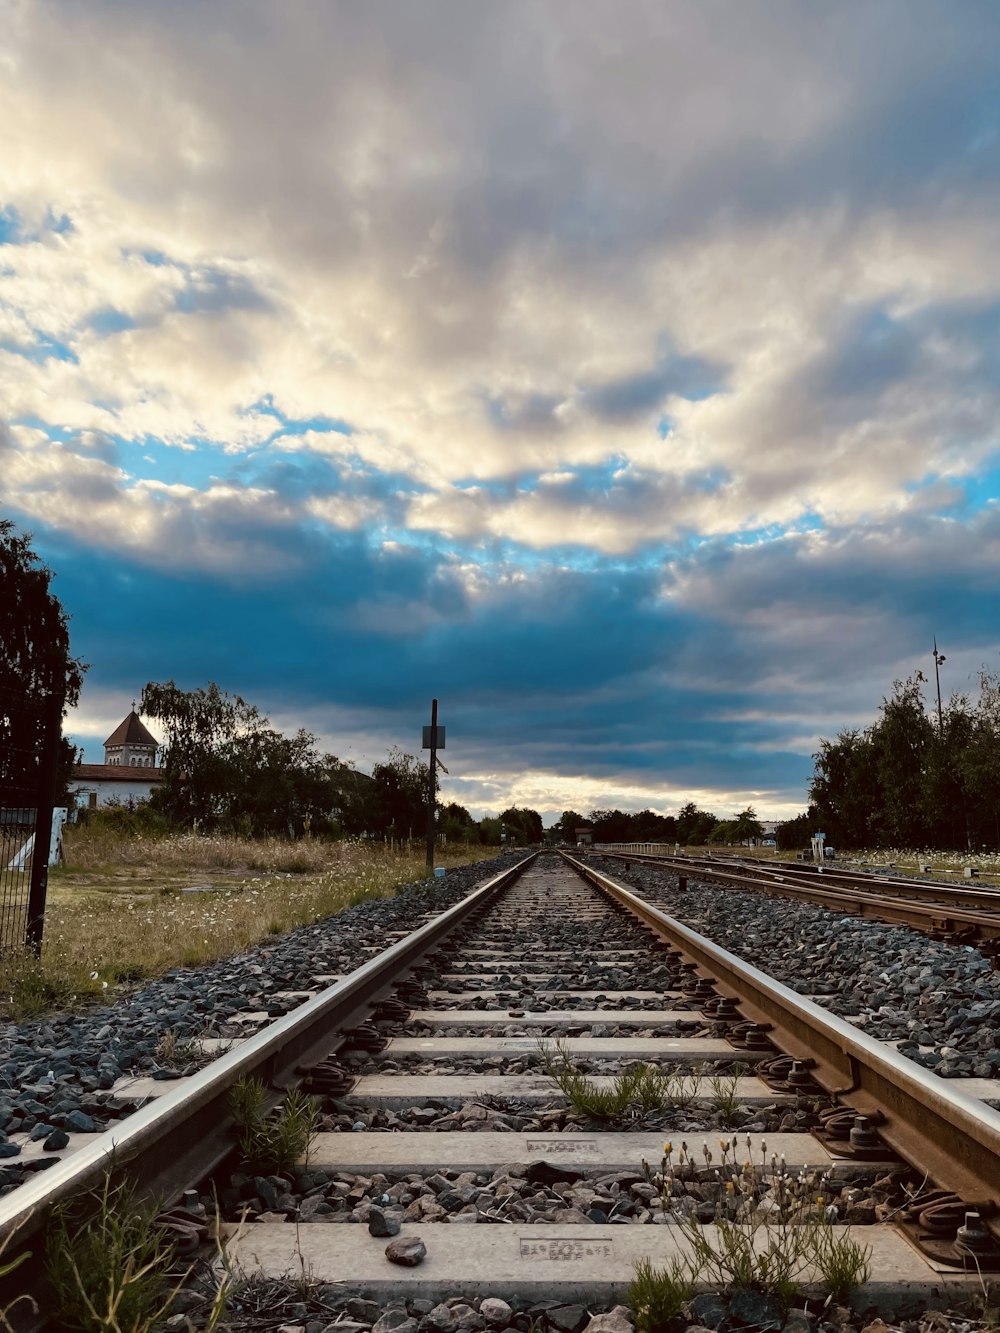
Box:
[1,824,494,1020]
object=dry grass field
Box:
[1,825,493,1020]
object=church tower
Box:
[103,706,159,768]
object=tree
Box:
[873,676,934,846]
[499,806,543,844]
[675,802,717,845]
[810,729,879,848]
[478,815,502,845]
[368,748,430,840]
[556,810,587,843]
[632,808,678,842]
[921,695,975,849]
[439,801,476,844]
[141,680,352,834]
[0,519,86,799]
[809,666,1000,851]
[959,676,1000,849]
[731,806,764,846]
[707,819,735,845]
[776,810,815,850]
[142,681,264,827]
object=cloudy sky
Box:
[4,0,1000,823]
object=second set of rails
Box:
[4,849,1000,1325]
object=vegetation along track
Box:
[5,850,1000,1329]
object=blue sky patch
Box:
[0,206,21,245]
[86,308,137,337]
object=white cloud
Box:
[3,1,1000,560]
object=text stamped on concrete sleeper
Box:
[519,1238,614,1261]
[524,1139,595,1154]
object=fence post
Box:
[25,692,63,957]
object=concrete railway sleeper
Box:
[3,852,1000,1330]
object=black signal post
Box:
[422,699,445,868]
[932,638,946,738]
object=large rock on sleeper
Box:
[385,1236,427,1267]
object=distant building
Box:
[70,707,164,810]
[757,820,778,847]
[575,826,593,846]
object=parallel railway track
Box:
[590,850,1000,955]
[4,850,1000,1328]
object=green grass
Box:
[46,1175,182,1333]
[228,1077,321,1175]
[537,1039,701,1121]
[628,1256,694,1332]
[638,1139,873,1314]
[44,1171,234,1333]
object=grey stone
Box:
[547,1307,588,1333]
[368,1205,402,1237]
[690,1293,729,1329]
[582,1309,634,1333]
[346,1299,381,1323]
[728,1289,784,1329]
[525,1159,584,1186]
[423,1304,458,1333]
[64,1109,96,1132]
[480,1298,513,1327]
[373,1310,417,1333]
[255,1176,280,1210]
[298,1194,332,1220]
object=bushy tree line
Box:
[137,681,549,843]
[809,670,1000,850]
[552,802,764,846]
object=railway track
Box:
[4,850,1000,1330]
[589,850,1000,957]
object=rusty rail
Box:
[593,850,1000,945]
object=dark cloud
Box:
[173,266,272,317]
[35,497,995,816]
[809,308,919,402]
[581,347,727,421]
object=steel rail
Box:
[562,851,1000,1216]
[687,853,1000,909]
[593,851,1000,942]
[604,848,1000,909]
[0,854,537,1278]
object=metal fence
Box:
[0,684,62,955]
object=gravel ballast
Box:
[589,856,1000,1079]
